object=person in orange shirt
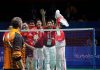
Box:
[3,17,25,70]
[2,26,13,69]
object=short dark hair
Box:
[30,20,35,23]
[36,18,41,22]
[46,19,52,23]
[11,17,22,29]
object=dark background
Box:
[0,0,100,22]
[0,0,100,46]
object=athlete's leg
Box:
[38,48,44,70]
[50,46,56,70]
[44,46,51,70]
[33,48,38,70]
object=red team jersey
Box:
[55,30,65,42]
[21,30,35,57]
[33,26,44,48]
[43,26,56,47]
[21,32,34,46]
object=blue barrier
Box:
[0,47,4,69]
[0,46,100,68]
[66,46,100,68]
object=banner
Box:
[0,46,100,68]
[0,47,4,69]
[66,46,100,68]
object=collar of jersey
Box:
[10,28,20,34]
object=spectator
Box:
[78,14,88,22]
[65,4,78,21]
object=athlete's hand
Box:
[40,9,46,16]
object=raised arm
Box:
[40,9,46,26]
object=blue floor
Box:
[67,68,100,70]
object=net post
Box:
[93,28,96,70]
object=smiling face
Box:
[36,20,42,27]
[29,22,35,26]
[22,23,29,30]
[47,21,52,27]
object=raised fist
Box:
[40,9,46,16]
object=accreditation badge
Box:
[47,39,52,45]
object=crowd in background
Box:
[0,1,100,22]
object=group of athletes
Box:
[3,9,69,70]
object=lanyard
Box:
[47,31,51,39]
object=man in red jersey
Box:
[55,10,69,70]
[21,22,35,70]
[55,29,66,70]
[40,9,56,70]
[43,20,56,70]
[33,19,44,70]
